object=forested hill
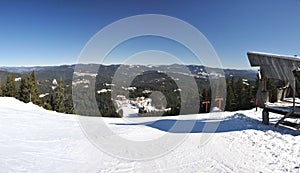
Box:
[0,64,258,116]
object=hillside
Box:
[0,97,299,172]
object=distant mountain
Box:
[0,66,56,74]
[224,68,258,81]
[0,64,258,92]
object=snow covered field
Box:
[0,97,300,173]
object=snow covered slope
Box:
[0,97,299,173]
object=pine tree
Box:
[17,75,30,103]
[240,85,249,109]
[234,78,245,110]
[0,83,6,97]
[54,79,65,113]
[0,83,2,96]
[28,71,41,105]
[48,93,55,111]
[201,88,211,112]
[267,79,277,103]
[5,73,17,97]
[42,97,52,110]
[65,96,74,114]
[225,78,235,111]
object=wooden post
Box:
[202,101,210,113]
[215,97,223,112]
[292,79,296,111]
[255,98,258,111]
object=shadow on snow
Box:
[113,113,300,136]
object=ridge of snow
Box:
[0,97,44,111]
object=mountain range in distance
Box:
[0,64,258,82]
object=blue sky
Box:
[0,0,299,69]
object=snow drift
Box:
[0,97,299,172]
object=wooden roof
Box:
[247,52,300,83]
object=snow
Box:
[243,81,249,86]
[72,79,90,86]
[14,77,21,82]
[173,88,182,92]
[39,93,49,98]
[52,79,57,85]
[284,97,300,104]
[0,97,300,172]
[97,89,112,93]
[122,86,137,91]
[105,83,115,87]
[142,90,152,94]
[74,72,97,77]
[248,51,299,59]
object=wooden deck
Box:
[265,106,300,118]
[262,105,300,129]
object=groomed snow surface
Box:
[0,97,300,173]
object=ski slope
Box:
[0,97,299,173]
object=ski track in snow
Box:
[0,97,300,173]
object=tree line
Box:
[0,70,281,117]
[224,77,257,111]
[0,72,74,114]
[201,77,279,112]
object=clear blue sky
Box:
[0,0,299,69]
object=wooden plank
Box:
[265,106,300,118]
[281,121,300,129]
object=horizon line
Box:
[0,63,255,71]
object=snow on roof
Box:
[247,51,300,60]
